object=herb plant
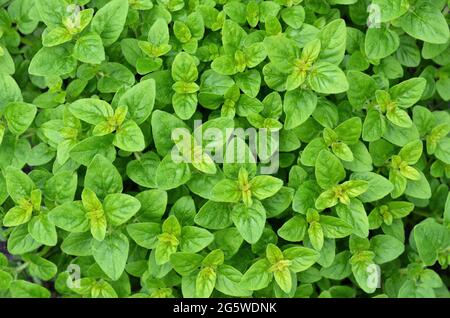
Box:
[0,0,449,299]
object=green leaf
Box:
[194,201,233,230]
[283,246,320,272]
[399,1,450,44]
[1,0,449,300]
[28,214,57,246]
[390,78,427,109]
[126,152,159,188]
[315,150,345,189]
[264,35,299,73]
[334,117,362,145]
[370,234,404,264]
[365,26,400,60]
[342,142,373,173]
[436,77,450,101]
[0,74,22,112]
[172,93,198,120]
[25,254,57,281]
[250,176,283,200]
[84,155,123,198]
[70,135,116,166]
[274,268,292,293]
[231,201,266,244]
[350,172,393,202]
[235,70,261,98]
[103,193,141,226]
[29,45,77,77]
[347,71,378,110]
[7,224,41,255]
[180,226,214,253]
[320,251,352,280]
[135,189,167,221]
[113,120,146,152]
[308,62,349,94]
[318,19,347,65]
[398,280,435,298]
[35,0,68,27]
[127,222,161,249]
[61,232,93,256]
[44,171,78,205]
[336,199,369,238]
[147,18,171,49]
[170,251,202,275]
[3,206,32,227]
[211,55,237,76]
[48,201,90,233]
[281,6,305,29]
[351,256,377,294]
[91,0,129,47]
[301,138,327,167]
[10,280,51,298]
[172,52,198,82]
[240,259,272,291]
[151,110,190,157]
[0,270,13,290]
[69,99,114,125]
[413,218,450,266]
[156,154,191,190]
[216,265,252,297]
[404,171,431,199]
[5,166,34,203]
[4,102,37,135]
[320,216,353,239]
[308,222,324,250]
[0,46,14,75]
[97,62,135,93]
[278,215,307,242]
[371,0,409,22]
[73,32,105,64]
[119,79,156,125]
[266,243,284,264]
[283,90,318,130]
[386,107,412,128]
[195,267,217,298]
[211,179,240,203]
[42,27,72,47]
[435,138,450,164]
[92,232,129,281]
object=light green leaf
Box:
[92,232,129,281]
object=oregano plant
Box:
[0,0,449,299]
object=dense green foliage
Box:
[0,0,449,298]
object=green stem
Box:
[134,152,142,161]
[412,210,443,223]
[20,37,35,48]
[14,262,29,279]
